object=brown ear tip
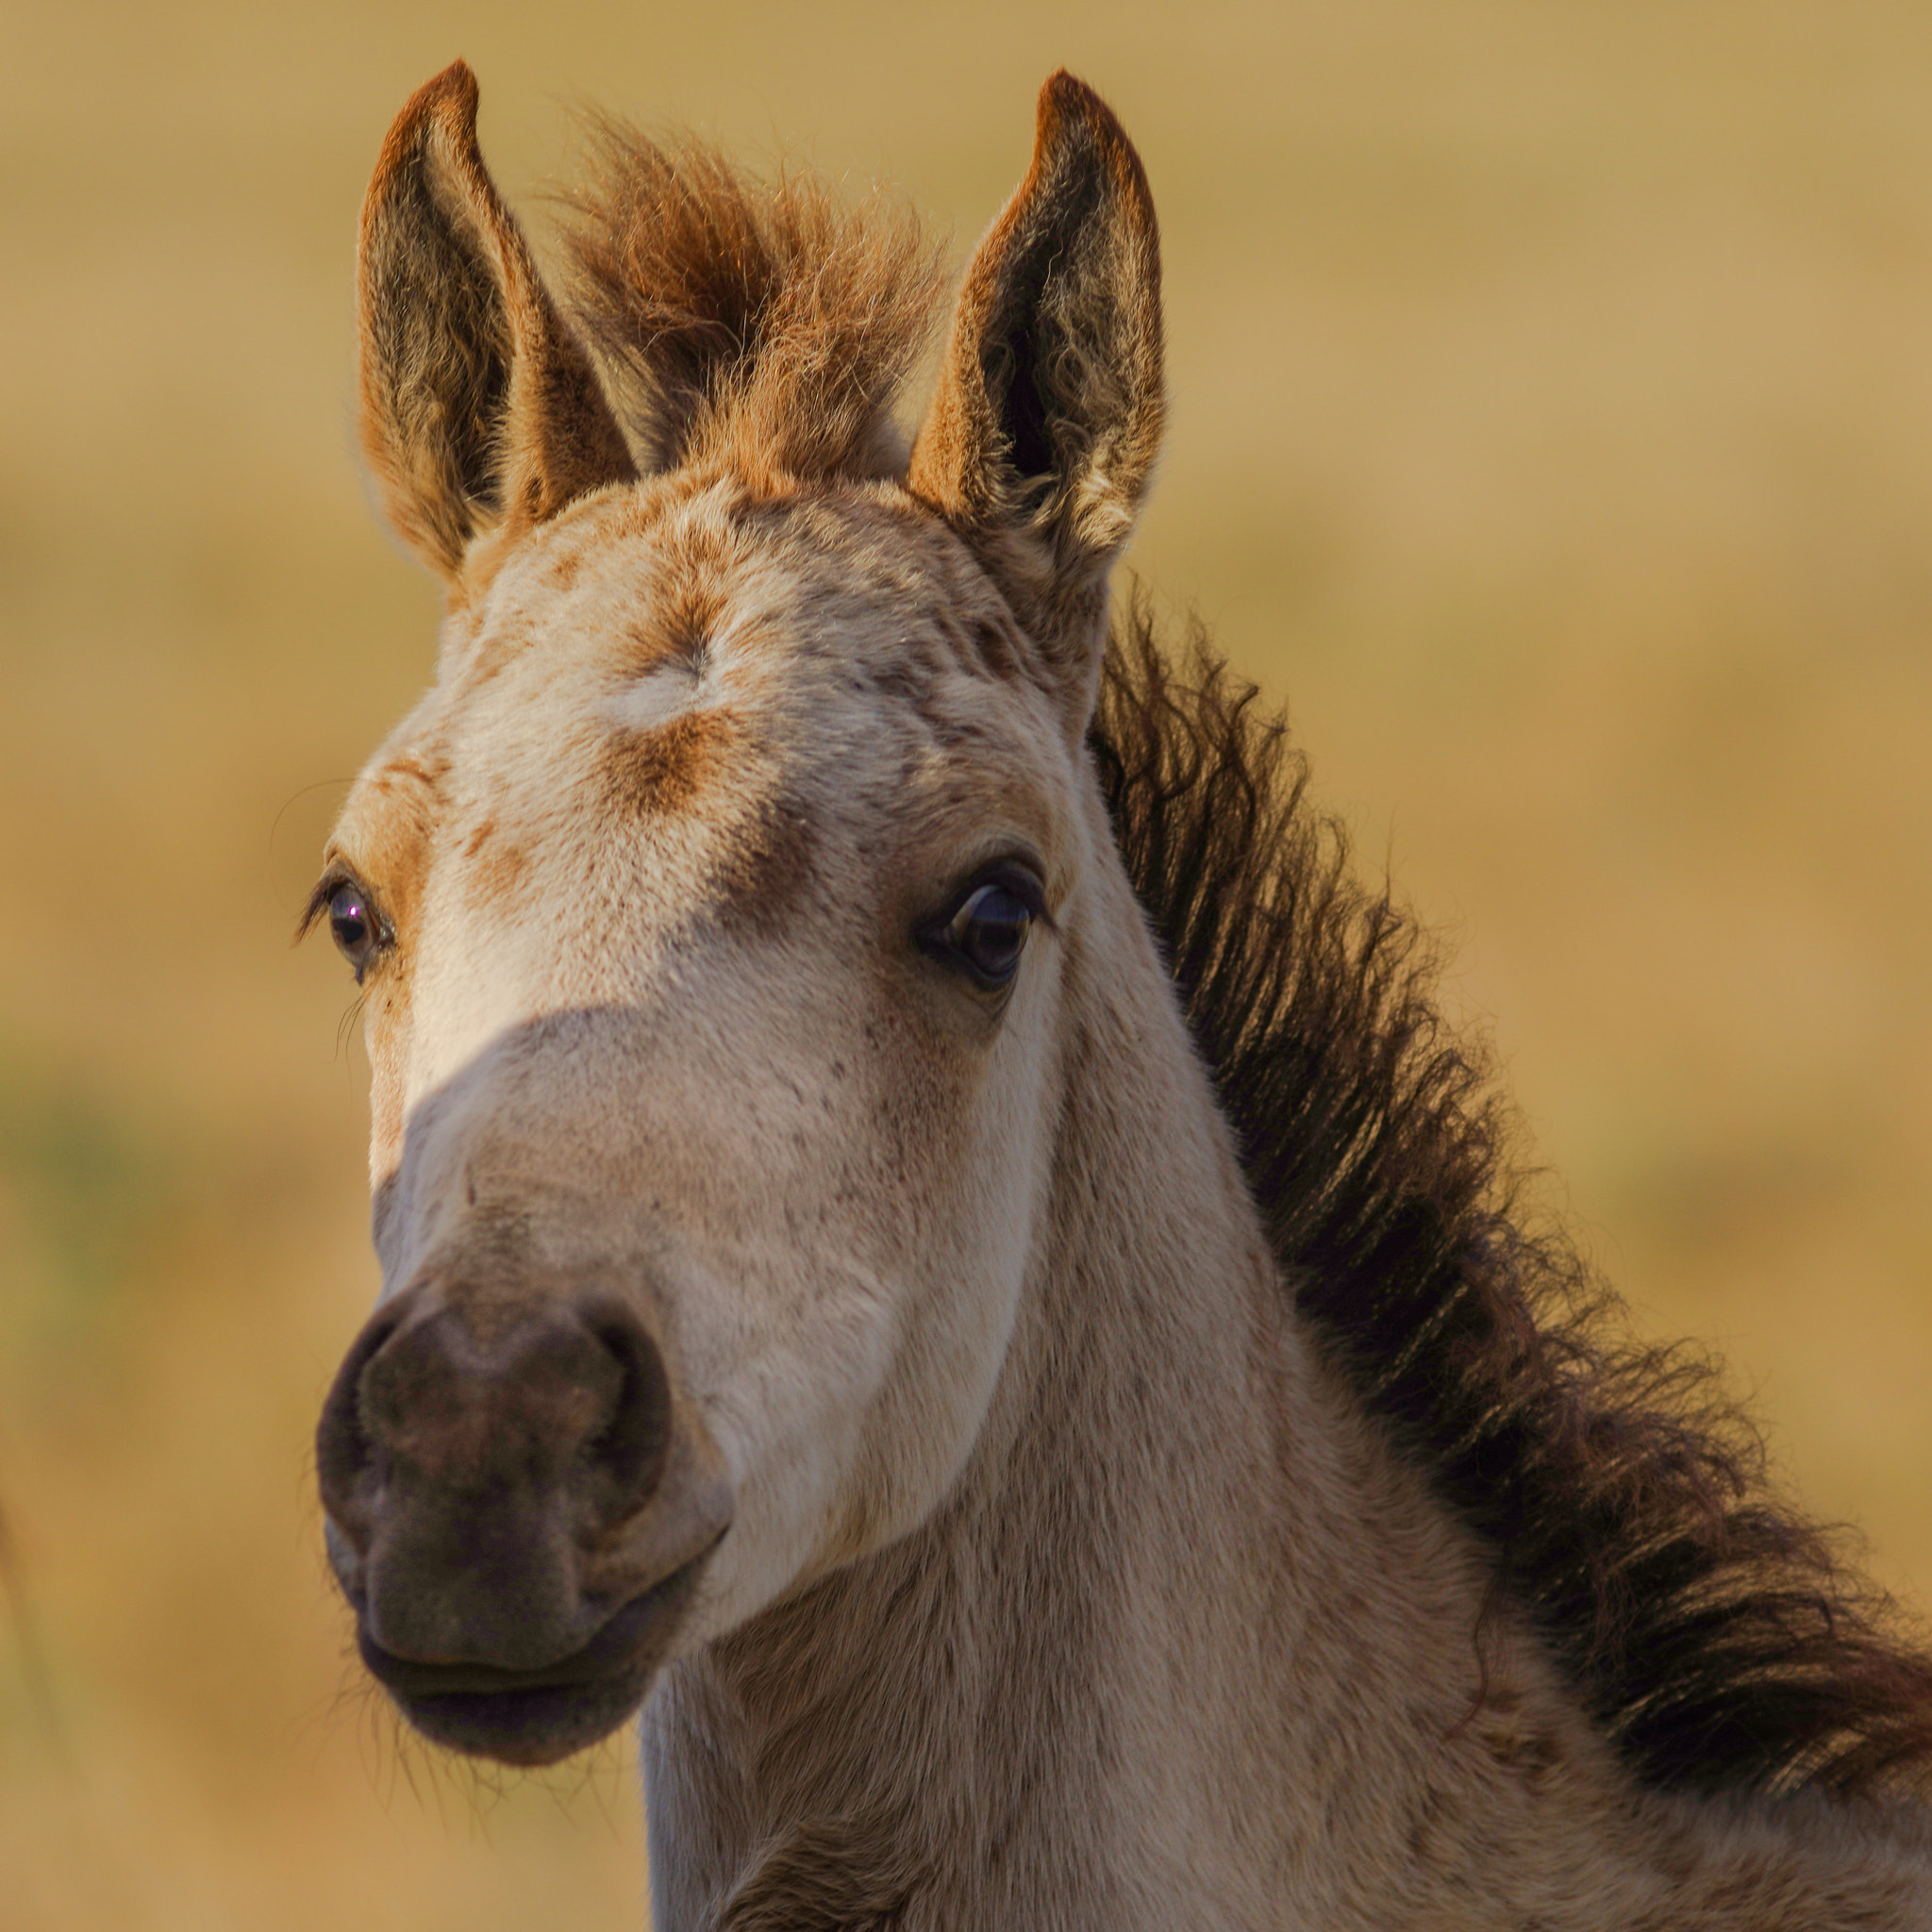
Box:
[1038,69,1102,128]
[391,58,479,139]
[1034,71,1148,207]
[421,57,476,99]
[367,59,484,214]
[425,58,480,125]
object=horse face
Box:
[312,62,1159,1763]
[313,477,1088,1761]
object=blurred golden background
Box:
[5,1,1931,1924]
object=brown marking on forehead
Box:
[374,749,449,802]
[716,789,819,942]
[602,707,741,818]
[594,478,753,672]
[459,607,535,689]
[601,703,818,941]
[621,578,725,675]
[459,815,531,908]
[542,537,589,593]
[544,480,684,595]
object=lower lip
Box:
[358,1556,707,1764]
[397,1669,654,1766]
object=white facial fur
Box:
[328,473,1091,1642]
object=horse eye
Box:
[933,878,1036,991]
[327,885,381,977]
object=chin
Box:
[354,1557,707,1766]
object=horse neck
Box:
[639,808,1929,1931]
[641,819,1436,1921]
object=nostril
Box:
[316,1303,405,1545]
[577,1297,672,1523]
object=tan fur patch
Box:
[458,816,529,907]
[714,791,817,941]
[602,708,739,819]
[620,584,723,675]
[375,750,448,803]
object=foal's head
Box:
[310,63,1162,1764]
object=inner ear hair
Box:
[357,61,634,580]
[909,72,1164,590]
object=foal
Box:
[308,61,1932,1928]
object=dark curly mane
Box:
[1090,601,1932,1798]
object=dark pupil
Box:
[328,887,371,957]
[950,884,1030,980]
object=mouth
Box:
[356,1548,713,1765]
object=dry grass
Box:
[4,1,1931,1924]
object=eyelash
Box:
[299,869,392,981]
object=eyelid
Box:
[945,853,1052,928]
[918,856,1052,962]
[294,863,383,946]
[978,859,1053,933]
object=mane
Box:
[556,127,945,486]
[1091,600,1932,1799]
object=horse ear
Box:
[908,73,1163,722]
[357,61,635,581]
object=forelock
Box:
[556,125,947,491]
